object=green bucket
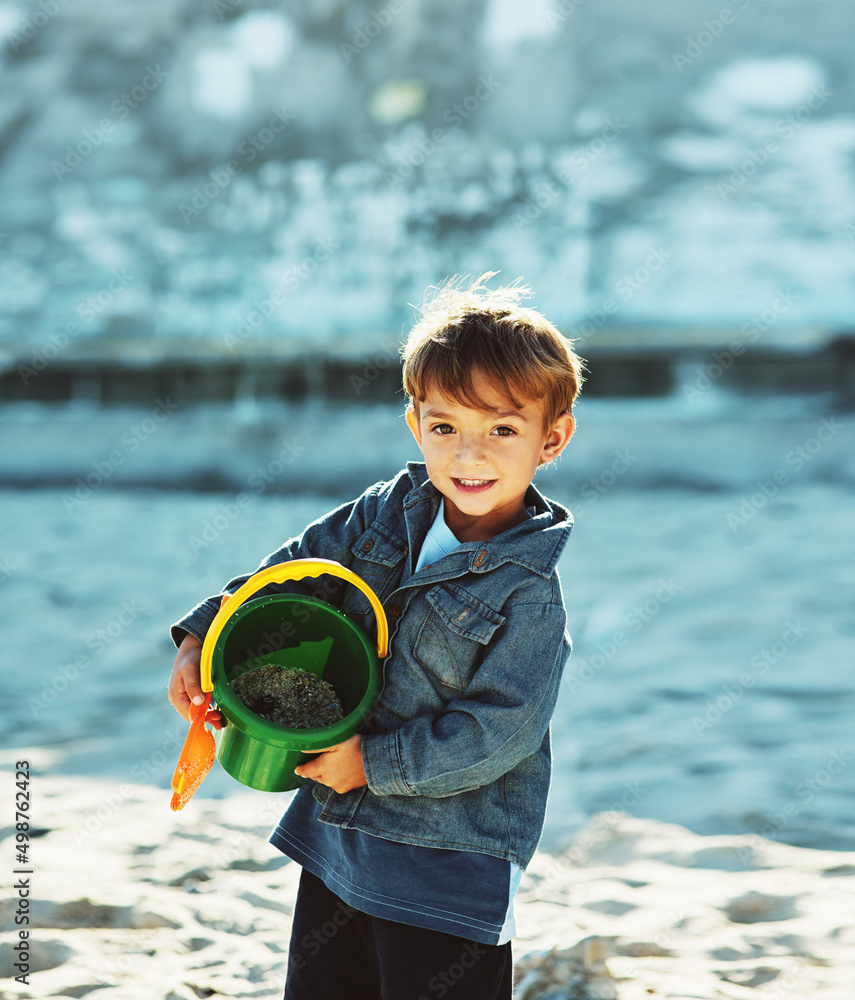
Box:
[200,559,388,793]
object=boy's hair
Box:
[401,272,587,430]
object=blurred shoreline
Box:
[4,327,854,409]
[2,392,853,856]
[1,390,852,497]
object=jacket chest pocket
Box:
[342,525,408,627]
[414,583,506,693]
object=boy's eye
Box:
[493,426,516,437]
[432,423,455,435]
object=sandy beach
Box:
[1,772,853,999]
[2,395,853,997]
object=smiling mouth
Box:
[452,478,496,492]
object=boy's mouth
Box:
[452,478,496,493]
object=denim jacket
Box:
[172,461,574,870]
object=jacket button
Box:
[475,549,487,567]
[362,539,374,553]
[389,605,401,619]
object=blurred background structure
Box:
[0,0,854,404]
[1,0,853,855]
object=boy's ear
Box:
[539,412,575,465]
[405,405,423,449]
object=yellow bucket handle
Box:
[200,558,389,693]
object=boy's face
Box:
[406,372,575,542]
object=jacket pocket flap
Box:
[351,524,407,568]
[425,583,506,644]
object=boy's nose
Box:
[455,437,487,466]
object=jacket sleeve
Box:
[169,483,383,648]
[361,600,571,797]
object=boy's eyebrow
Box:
[423,407,529,421]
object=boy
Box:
[168,272,586,999]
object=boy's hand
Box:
[295,735,366,794]
[168,628,223,730]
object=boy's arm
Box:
[170,486,382,649]
[168,480,387,723]
[361,602,570,798]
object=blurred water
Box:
[3,395,853,853]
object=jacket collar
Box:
[402,461,573,579]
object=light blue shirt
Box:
[403,497,538,583]
[403,497,463,580]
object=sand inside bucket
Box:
[230,664,344,730]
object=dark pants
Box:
[284,868,514,1000]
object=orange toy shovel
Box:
[170,691,216,811]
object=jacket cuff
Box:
[170,597,220,649]
[362,731,413,796]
